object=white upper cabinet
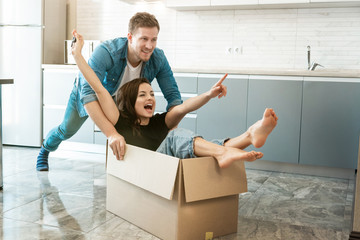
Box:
[166,0,210,7]
[310,0,360,2]
[211,0,258,6]
[166,0,360,8]
[259,0,308,3]
[0,0,42,25]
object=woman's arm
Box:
[71,30,119,125]
[165,74,228,129]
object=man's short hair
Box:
[128,12,160,34]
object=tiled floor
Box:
[0,145,354,240]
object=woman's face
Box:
[135,83,156,125]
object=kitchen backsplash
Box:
[76,0,360,70]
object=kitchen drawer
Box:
[155,93,196,113]
[152,73,198,93]
[177,115,197,133]
[43,69,78,105]
[94,131,107,145]
[43,107,94,144]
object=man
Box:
[36,12,182,171]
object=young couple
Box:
[71,32,278,168]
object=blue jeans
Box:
[156,128,228,159]
[42,87,88,152]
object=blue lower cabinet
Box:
[299,77,360,169]
[246,75,303,164]
[178,115,197,133]
[196,74,248,141]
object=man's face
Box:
[128,27,159,64]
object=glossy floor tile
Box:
[0,145,354,240]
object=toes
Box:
[255,152,263,159]
[264,108,271,117]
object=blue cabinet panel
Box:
[300,78,360,169]
[246,76,303,164]
[196,74,248,140]
[152,73,198,93]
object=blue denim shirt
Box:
[75,37,182,117]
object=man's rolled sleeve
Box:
[156,55,183,111]
[78,45,112,106]
[81,93,98,105]
[167,98,183,110]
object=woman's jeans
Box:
[42,88,88,151]
[156,128,227,159]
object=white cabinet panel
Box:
[42,67,96,145]
[1,26,42,147]
[310,0,360,2]
[259,0,308,4]
[43,107,94,144]
[211,0,258,5]
[94,131,107,145]
[166,0,210,7]
[43,69,78,105]
[0,0,42,25]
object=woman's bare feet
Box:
[248,108,278,148]
[215,147,263,168]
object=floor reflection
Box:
[37,172,85,239]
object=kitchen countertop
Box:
[172,67,360,78]
[42,64,360,78]
[0,79,14,84]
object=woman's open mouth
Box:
[144,103,153,113]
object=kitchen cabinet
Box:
[196,74,248,140]
[299,77,360,169]
[310,0,360,2]
[152,73,198,133]
[43,67,94,144]
[167,0,360,9]
[166,0,210,8]
[259,0,308,4]
[211,0,258,6]
[94,125,107,145]
[246,75,303,164]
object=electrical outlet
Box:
[234,46,243,55]
[226,47,232,55]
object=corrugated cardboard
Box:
[106,144,248,240]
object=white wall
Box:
[76,0,360,70]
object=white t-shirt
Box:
[114,60,143,102]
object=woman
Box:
[72,30,278,168]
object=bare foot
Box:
[216,147,263,168]
[248,108,278,148]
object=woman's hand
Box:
[71,29,84,58]
[207,73,228,99]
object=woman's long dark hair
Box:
[116,78,151,135]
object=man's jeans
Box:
[42,88,88,152]
[156,128,228,159]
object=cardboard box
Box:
[106,144,248,240]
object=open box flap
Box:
[107,144,180,200]
[182,157,248,203]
